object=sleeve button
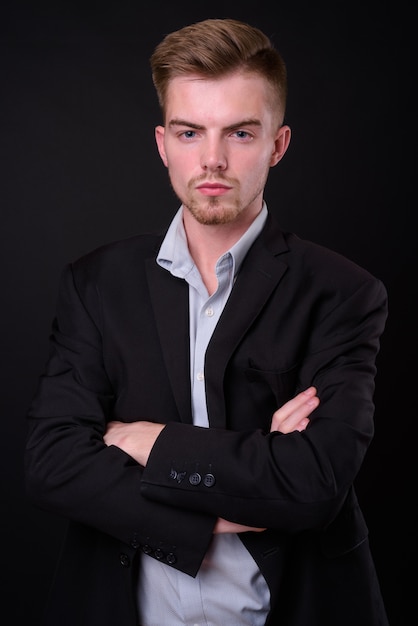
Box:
[119,553,130,567]
[189,472,201,485]
[154,548,164,560]
[203,473,216,487]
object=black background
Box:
[1,1,415,624]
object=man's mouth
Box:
[196,182,231,196]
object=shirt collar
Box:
[157,203,268,279]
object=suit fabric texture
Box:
[25,213,389,625]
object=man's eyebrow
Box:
[168,118,262,131]
[225,119,262,131]
[168,119,204,130]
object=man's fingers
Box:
[281,386,317,415]
[270,387,319,433]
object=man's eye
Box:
[234,130,251,139]
[182,130,196,139]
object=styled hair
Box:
[150,18,287,120]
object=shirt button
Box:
[205,307,214,317]
[196,371,204,381]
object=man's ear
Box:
[155,125,168,167]
[270,124,291,167]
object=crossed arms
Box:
[104,387,320,534]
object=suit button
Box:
[167,552,177,565]
[142,544,152,555]
[154,548,164,560]
[119,553,130,567]
[203,473,216,487]
[189,472,201,485]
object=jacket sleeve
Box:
[24,262,215,577]
[140,275,388,532]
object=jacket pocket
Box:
[245,361,299,406]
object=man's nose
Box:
[200,140,227,171]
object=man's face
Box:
[155,70,290,227]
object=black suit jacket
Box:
[25,213,389,625]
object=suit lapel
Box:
[205,221,289,427]
[145,257,193,424]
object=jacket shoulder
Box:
[282,231,386,292]
[73,232,164,268]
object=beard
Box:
[183,195,242,225]
[170,171,268,226]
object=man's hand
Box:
[270,386,319,433]
[104,420,165,466]
[215,386,320,534]
[213,518,267,533]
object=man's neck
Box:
[182,209,259,295]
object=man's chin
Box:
[185,202,237,226]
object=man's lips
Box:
[196,182,232,196]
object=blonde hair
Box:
[150,18,287,120]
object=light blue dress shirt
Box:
[137,204,271,626]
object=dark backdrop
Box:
[1,1,415,624]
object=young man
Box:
[25,18,389,626]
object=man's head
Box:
[151,19,291,229]
[151,18,288,126]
